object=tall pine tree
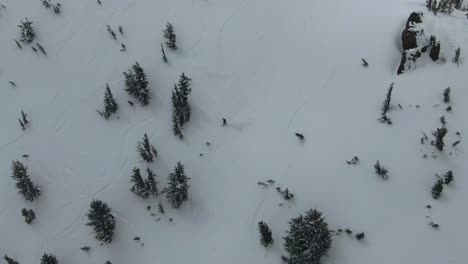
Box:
[130,168,149,198]
[86,200,115,243]
[282,209,332,264]
[165,162,190,208]
[163,23,177,50]
[11,160,41,201]
[40,254,59,264]
[258,221,274,247]
[145,167,159,197]
[136,133,157,162]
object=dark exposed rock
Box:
[401,12,423,51]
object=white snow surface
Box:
[1,0,468,263]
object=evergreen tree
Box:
[3,255,19,264]
[145,167,159,197]
[40,254,58,264]
[18,18,35,43]
[136,133,156,162]
[160,43,168,63]
[100,84,119,119]
[443,87,451,103]
[165,162,190,208]
[20,110,28,125]
[171,89,183,139]
[431,126,448,151]
[282,209,332,264]
[22,208,36,224]
[381,83,394,116]
[41,0,52,8]
[86,200,115,243]
[130,168,149,199]
[452,47,461,66]
[374,160,389,180]
[258,221,274,247]
[123,62,150,106]
[432,0,439,14]
[11,160,41,201]
[163,23,177,50]
[443,170,454,184]
[427,0,433,9]
[158,201,165,214]
[432,179,444,199]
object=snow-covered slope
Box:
[1,0,468,263]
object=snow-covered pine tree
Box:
[145,167,159,197]
[40,254,59,264]
[431,126,448,151]
[41,0,52,8]
[101,84,119,119]
[258,221,274,247]
[171,88,184,139]
[381,82,393,116]
[432,179,444,199]
[177,73,192,124]
[158,201,165,214]
[443,170,454,184]
[22,208,36,224]
[133,62,150,105]
[374,160,389,180]
[130,168,149,199]
[432,0,439,14]
[165,162,190,208]
[163,23,177,50]
[3,255,19,264]
[452,47,461,66]
[160,43,168,63]
[136,133,156,162]
[282,209,332,264]
[443,87,451,103]
[123,62,150,106]
[86,200,115,243]
[18,18,35,43]
[427,0,433,9]
[11,160,41,201]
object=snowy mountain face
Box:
[1,0,468,263]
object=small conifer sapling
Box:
[258,221,274,247]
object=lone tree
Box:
[98,84,119,119]
[443,170,454,184]
[431,126,448,151]
[282,209,332,264]
[145,167,159,197]
[3,255,19,264]
[443,87,451,103]
[163,23,177,50]
[19,110,29,130]
[86,200,115,243]
[452,47,461,66]
[18,18,35,43]
[160,43,168,63]
[11,160,41,201]
[432,179,444,199]
[171,73,192,138]
[158,201,165,214]
[130,168,149,199]
[379,83,394,124]
[123,62,150,106]
[258,221,274,247]
[374,160,389,180]
[136,133,157,162]
[165,162,190,208]
[22,208,36,224]
[40,254,59,264]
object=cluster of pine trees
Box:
[123,62,150,106]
